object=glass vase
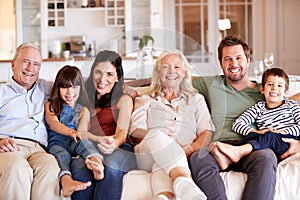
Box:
[136,46,154,79]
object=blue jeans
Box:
[71,142,137,200]
[48,139,101,177]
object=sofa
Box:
[58,87,300,200]
[120,92,300,200]
[121,152,300,200]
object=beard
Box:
[227,70,246,83]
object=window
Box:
[219,0,252,47]
[175,0,252,64]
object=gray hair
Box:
[13,43,41,60]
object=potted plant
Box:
[136,35,155,79]
[139,35,154,50]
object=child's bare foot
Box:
[61,175,91,197]
[216,142,251,163]
[210,142,232,170]
[85,157,104,180]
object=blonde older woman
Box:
[130,50,215,200]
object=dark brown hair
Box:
[261,68,289,91]
[85,50,124,108]
[49,65,92,115]
[217,35,250,64]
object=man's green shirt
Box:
[192,75,264,141]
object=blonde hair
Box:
[149,49,197,98]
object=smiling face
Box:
[158,54,186,91]
[93,61,118,99]
[260,75,289,108]
[11,47,42,90]
[221,45,249,83]
[59,85,80,107]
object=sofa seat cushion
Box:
[121,153,300,200]
[121,170,153,200]
[275,153,300,200]
[219,171,247,199]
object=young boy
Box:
[213,68,300,170]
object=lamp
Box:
[218,19,231,30]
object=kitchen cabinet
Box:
[64,0,125,27]
[16,0,48,58]
[105,0,125,27]
[47,0,66,27]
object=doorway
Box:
[0,0,16,60]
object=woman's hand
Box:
[186,130,212,156]
[183,144,194,157]
[97,136,116,154]
[70,130,82,142]
[77,131,89,140]
[166,132,176,139]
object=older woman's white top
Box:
[130,92,215,147]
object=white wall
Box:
[252,0,300,75]
[277,0,300,75]
[47,9,125,56]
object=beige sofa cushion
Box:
[219,171,247,199]
[275,153,300,200]
[121,153,300,200]
[121,170,153,200]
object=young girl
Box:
[45,65,113,197]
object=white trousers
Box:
[134,130,190,196]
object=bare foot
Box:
[210,142,232,170]
[216,142,251,163]
[85,157,104,180]
[61,175,91,197]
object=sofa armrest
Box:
[289,92,300,105]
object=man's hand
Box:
[123,86,139,99]
[0,138,20,152]
[280,138,300,159]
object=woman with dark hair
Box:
[70,50,137,200]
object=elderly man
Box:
[0,43,60,200]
